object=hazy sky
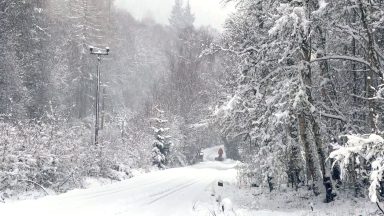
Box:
[114,0,235,30]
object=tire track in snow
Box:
[59,175,182,202]
[145,179,200,205]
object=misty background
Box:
[114,0,235,30]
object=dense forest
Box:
[217,0,384,205]
[1,0,384,211]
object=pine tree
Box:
[169,0,184,30]
[182,1,194,29]
[169,0,194,30]
[151,107,172,168]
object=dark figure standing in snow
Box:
[328,138,342,188]
[218,148,223,157]
[215,148,224,161]
[323,176,336,202]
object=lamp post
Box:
[90,46,110,146]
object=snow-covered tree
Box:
[169,0,194,30]
[151,107,172,168]
[330,134,384,203]
[213,0,384,204]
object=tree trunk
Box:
[288,111,301,190]
[298,113,320,195]
[357,0,378,133]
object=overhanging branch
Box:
[310,55,380,74]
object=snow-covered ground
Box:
[0,146,236,216]
[0,146,379,216]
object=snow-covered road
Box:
[0,147,239,216]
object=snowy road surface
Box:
[0,146,300,216]
[0,146,239,216]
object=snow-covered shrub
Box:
[0,116,151,198]
[220,198,233,213]
[93,111,153,179]
[0,120,88,196]
[166,115,187,167]
[330,134,384,202]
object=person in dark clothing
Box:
[215,148,224,161]
[218,148,223,158]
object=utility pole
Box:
[90,46,109,146]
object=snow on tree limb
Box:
[310,55,379,74]
[330,134,384,203]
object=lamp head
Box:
[106,47,110,53]
[89,46,94,53]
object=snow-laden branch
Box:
[334,24,384,62]
[19,179,50,196]
[213,95,240,118]
[205,44,259,58]
[311,55,369,66]
[311,55,381,74]
[330,134,384,203]
[319,112,346,122]
[33,24,51,37]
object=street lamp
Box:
[90,46,110,146]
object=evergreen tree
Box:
[169,0,194,30]
[151,107,172,168]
